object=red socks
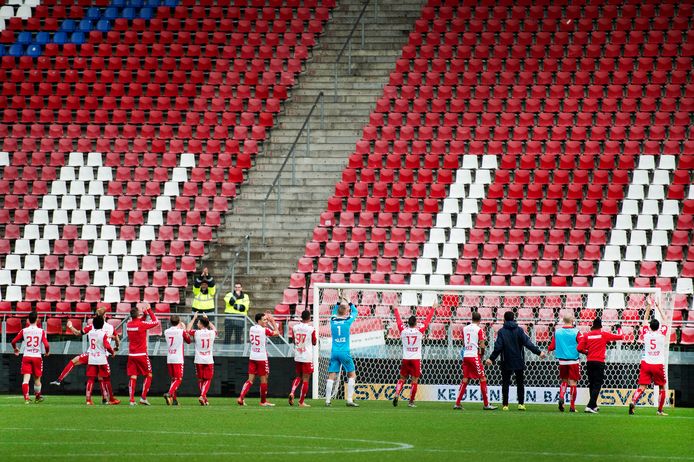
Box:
[21,383,29,401]
[290,377,301,395]
[559,381,567,400]
[99,380,108,401]
[142,376,152,400]
[410,383,418,404]
[632,388,644,405]
[103,379,114,402]
[480,381,489,407]
[455,382,468,406]
[260,383,268,403]
[300,381,309,404]
[658,388,666,412]
[128,377,137,402]
[58,361,75,382]
[394,379,404,398]
[239,380,252,400]
[569,385,577,409]
[169,378,182,398]
[199,380,210,399]
[86,379,94,402]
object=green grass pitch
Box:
[0,396,691,462]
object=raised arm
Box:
[266,312,280,336]
[141,304,158,328]
[419,307,436,334]
[66,320,83,336]
[186,312,198,331]
[394,307,404,332]
[349,303,358,321]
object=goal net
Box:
[311,283,674,407]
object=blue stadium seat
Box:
[163,0,178,6]
[103,7,119,20]
[26,44,42,58]
[96,19,111,32]
[112,0,126,7]
[146,0,162,7]
[60,19,77,32]
[8,43,25,57]
[121,7,135,20]
[138,7,153,19]
[86,7,102,20]
[35,32,51,45]
[130,0,145,7]
[0,45,6,57]
[53,31,68,45]
[78,19,93,33]
[70,31,86,45]
[17,31,33,45]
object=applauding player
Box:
[11,312,50,404]
[51,306,119,393]
[454,312,496,411]
[325,296,359,407]
[126,303,159,406]
[630,301,670,416]
[164,316,191,406]
[392,306,434,408]
[289,310,317,407]
[187,312,217,406]
[548,314,582,413]
[238,312,280,406]
[85,316,115,405]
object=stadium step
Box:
[205,0,425,311]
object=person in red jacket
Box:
[126,302,159,406]
[577,317,624,413]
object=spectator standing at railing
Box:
[224,282,251,344]
[192,267,216,314]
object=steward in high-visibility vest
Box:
[192,268,216,313]
[224,283,250,344]
[224,285,250,314]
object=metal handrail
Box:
[215,234,251,310]
[261,91,325,243]
[333,0,376,101]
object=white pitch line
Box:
[0,427,413,455]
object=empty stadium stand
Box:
[285,0,693,344]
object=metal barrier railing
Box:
[1,312,292,356]
[261,91,325,243]
[333,0,377,102]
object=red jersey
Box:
[577,329,623,362]
[126,309,158,356]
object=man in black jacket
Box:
[486,311,546,411]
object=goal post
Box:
[311,283,675,407]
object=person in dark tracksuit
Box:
[486,311,546,410]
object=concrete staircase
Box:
[204,0,423,312]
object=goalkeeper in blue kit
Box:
[325,295,359,407]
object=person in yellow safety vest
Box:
[224,283,250,344]
[192,267,216,314]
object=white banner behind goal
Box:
[312,284,674,407]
